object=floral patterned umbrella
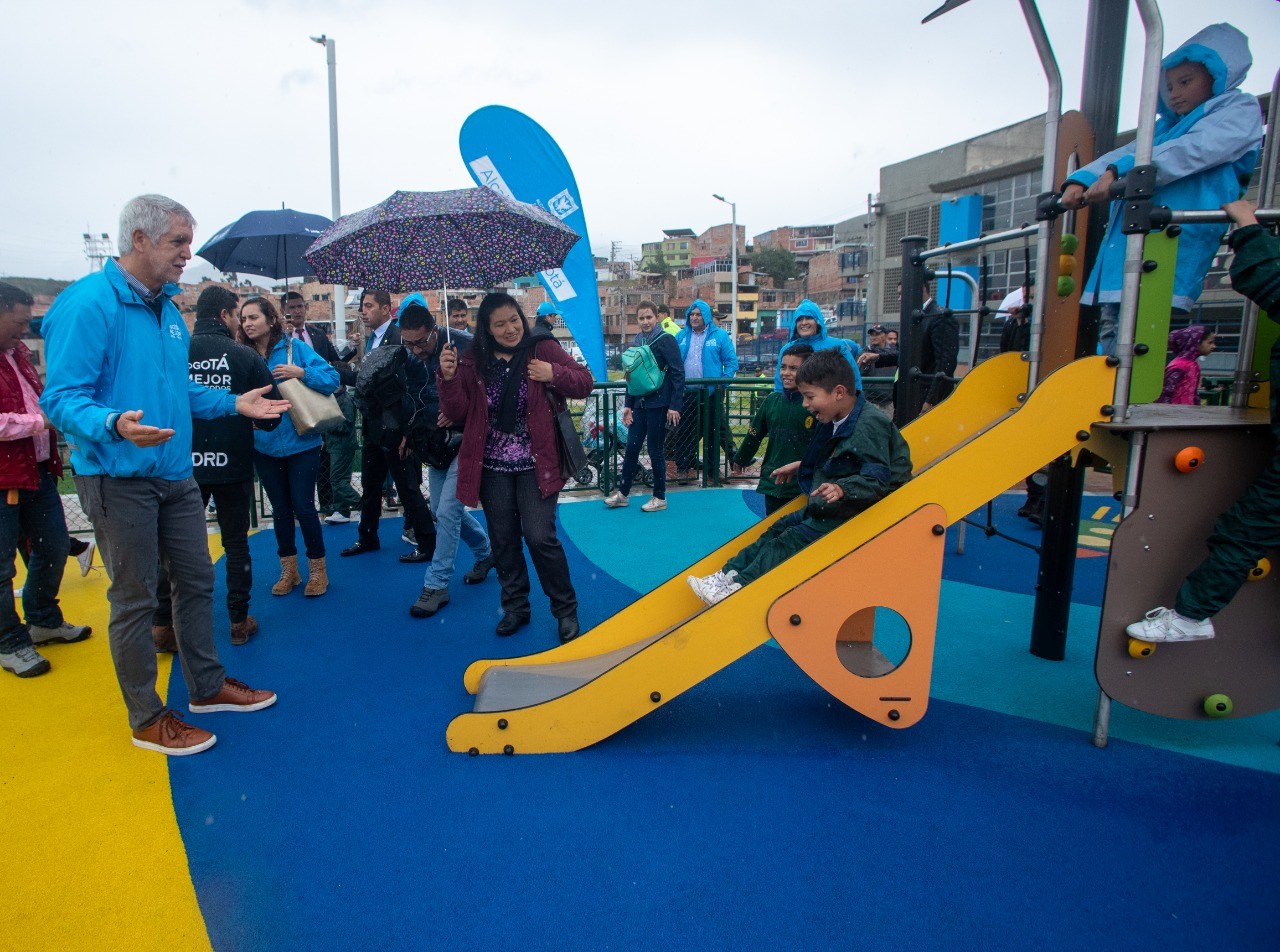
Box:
[303,187,580,292]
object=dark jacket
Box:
[733,389,814,500]
[999,316,1031,354]
[0,342,61,490]
[1227,223,1280,429]
[406,329,473,469]
[302,325,356,388]
[623,328,684,411]
[919,299,959,405]
[438,338,594,506]
[797,398,913,534]
[188,317,277,484]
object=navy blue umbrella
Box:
[196,208,333,280]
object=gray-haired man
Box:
[41,194,288,756]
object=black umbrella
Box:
[197,208,333,281]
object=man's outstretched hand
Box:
[236,385,291,420]
[116,410,175,448]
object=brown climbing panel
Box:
[1097,409,1280,719]
[1041,109,1096,376]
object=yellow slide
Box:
[446,354,1116,754]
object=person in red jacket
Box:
[438,292,594,642]
[0,282,91,678]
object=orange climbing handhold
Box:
[1174,446,1205,473]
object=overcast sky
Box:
[2,0,1275,283]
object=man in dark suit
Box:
[340,291,435,562]
[282,291,361,523]
[916,279,959,414]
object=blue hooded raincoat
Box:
[675,299,738,392]
[1066,23,1262,311]
[774,299,863,392]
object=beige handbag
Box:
[276,338,345,437]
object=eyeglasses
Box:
[401,329,436,353]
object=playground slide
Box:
[447,354,1116,754]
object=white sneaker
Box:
[76,540,96,577]
[603,491,629,509]
[323,511,352,525]
[29,621,92,645]
[1125,607,1215,643]
[640,496,667,512]
[686,571,742,606]
[1,644,51,678]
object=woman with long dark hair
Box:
[239,296,340,597]
[437,292,593,641]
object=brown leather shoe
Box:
[131,711,216,756]
[152,624,178,653]
[230,616,258,646]
[188,677,277,714]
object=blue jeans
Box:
[620,405,668,498]
[422,456,491,590]
[254,448,325,559]
[1099,303,1119,358]
[0,471,69,652]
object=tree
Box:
[752,247,800,287]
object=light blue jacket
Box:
[253,336,340,457]
[40,259,237,479]
[1066,23,1262,311]
[775,298,863,392]
[676,300,738,391]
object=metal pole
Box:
[895,236,928,428]
[313,34,345,341]
[1018,0,1062,391]
[714,194,738,338]
[1028,0,1130,663]
[917,224,1039,260]
[1110,0,1164,422]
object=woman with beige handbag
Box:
[239,297,341,597]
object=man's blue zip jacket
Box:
[40,259,239,480]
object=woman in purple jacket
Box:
[438,293,593,642]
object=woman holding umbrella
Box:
[239,296,340,597]
[438,292,593,642]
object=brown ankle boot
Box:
[272,555,301,595]
[152,624,177,653]
[304,557,328,596]
[229,616,258,646]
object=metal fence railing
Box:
[60,374,910,537]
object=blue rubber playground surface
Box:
[170,489,1279,950]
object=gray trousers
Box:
[75,476,226,730]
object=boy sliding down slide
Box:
[688,349,912,606]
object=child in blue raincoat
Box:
[1061,22,1262,357]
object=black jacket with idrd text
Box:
[188,317,277,485]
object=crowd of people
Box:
[1,23,1270,754]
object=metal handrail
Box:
[916,224,1039,261]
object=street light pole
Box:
[311,33,345,340]
[712,194,738,339]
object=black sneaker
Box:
[463,555,495,585]
[409,588,449,618]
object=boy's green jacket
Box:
[734,390,815,500]
[799,399,913,532]
[1227,223,1280,430]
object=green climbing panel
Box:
[1129,229,1179,405]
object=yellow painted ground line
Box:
[0,538,225,952]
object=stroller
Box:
[575,398,651,489]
